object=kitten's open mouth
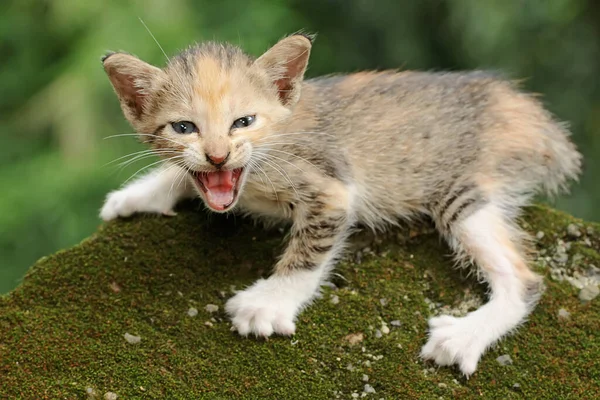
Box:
[191,168,244,212]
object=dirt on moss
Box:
[0,203,599,399]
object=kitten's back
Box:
[289,71,581,226]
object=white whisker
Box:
[123,155,186,185]
[255,131,335,142]
[254,152,307,175]
[246,159,271,198]
[252,154,301,199]
[138,17,169,62]
[109,150,174,167]
[112,150,178,170]
[248,160,279,202]
[261,148,321,171]
[104,133,188,149]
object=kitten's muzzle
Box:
[205,152,230,169]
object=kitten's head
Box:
[103,34,313,212]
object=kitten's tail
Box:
[490,82,582,198]
[538,119,582,196]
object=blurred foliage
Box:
[0,0,598,293]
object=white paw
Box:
[226,278,309,337]
[100,187,177,221]
[420,315,488,377]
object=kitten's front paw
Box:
[100,187,177,221]
[420,315,487,377]
[226,278,302,337]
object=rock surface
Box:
[0,203,599,399]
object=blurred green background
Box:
[1,0,598,294]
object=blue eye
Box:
[231,115,255,129]
[171,121,198,134]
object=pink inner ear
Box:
[275,50,309,104]
[111,71,145,117]
[274,77,292,103]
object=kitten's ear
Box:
[255,34,314,107]
[102,52,164,124]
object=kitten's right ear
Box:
[102,52,164,124]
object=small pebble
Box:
[579,284,599,303]
[344,332,364,346]
[512,383,521,391]
[352,393,360,398]
[204,321,214,327]
[362,374,369,382]
[536,231,545,240]
[553,253,569,264]
[381,325,390,335]
[379,298,388,306]
[364,360,372,367]
[390,320,402,327]
[374,329,382,338]
[204,304,219,313]
[123,332,141,344]
[558,308,571,320]
[104,393,118,400]
[109,282,121,293]
[567,224,581,238]
[496,354,513,366]
[86,387,97,399]
[187,307,198,317]
[363,384,376,394]
[438,383,447,388]
[330,294,340,305]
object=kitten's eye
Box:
[171,121,198,134]
[231,115,256,130]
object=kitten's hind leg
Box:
[421,202,543,376]
[100,163,195,221]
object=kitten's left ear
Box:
[255,33,314,107]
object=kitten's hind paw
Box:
[420,315,487,377]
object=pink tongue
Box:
[201,170,235,210]
[204,170,234,188]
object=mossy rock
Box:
[1,202,599,399]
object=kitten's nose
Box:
[205,152,229,168]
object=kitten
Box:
[100,34,581,376]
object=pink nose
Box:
[205,152,229,167]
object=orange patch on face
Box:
[194,57,231,116]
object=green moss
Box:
[1,203,599,399]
